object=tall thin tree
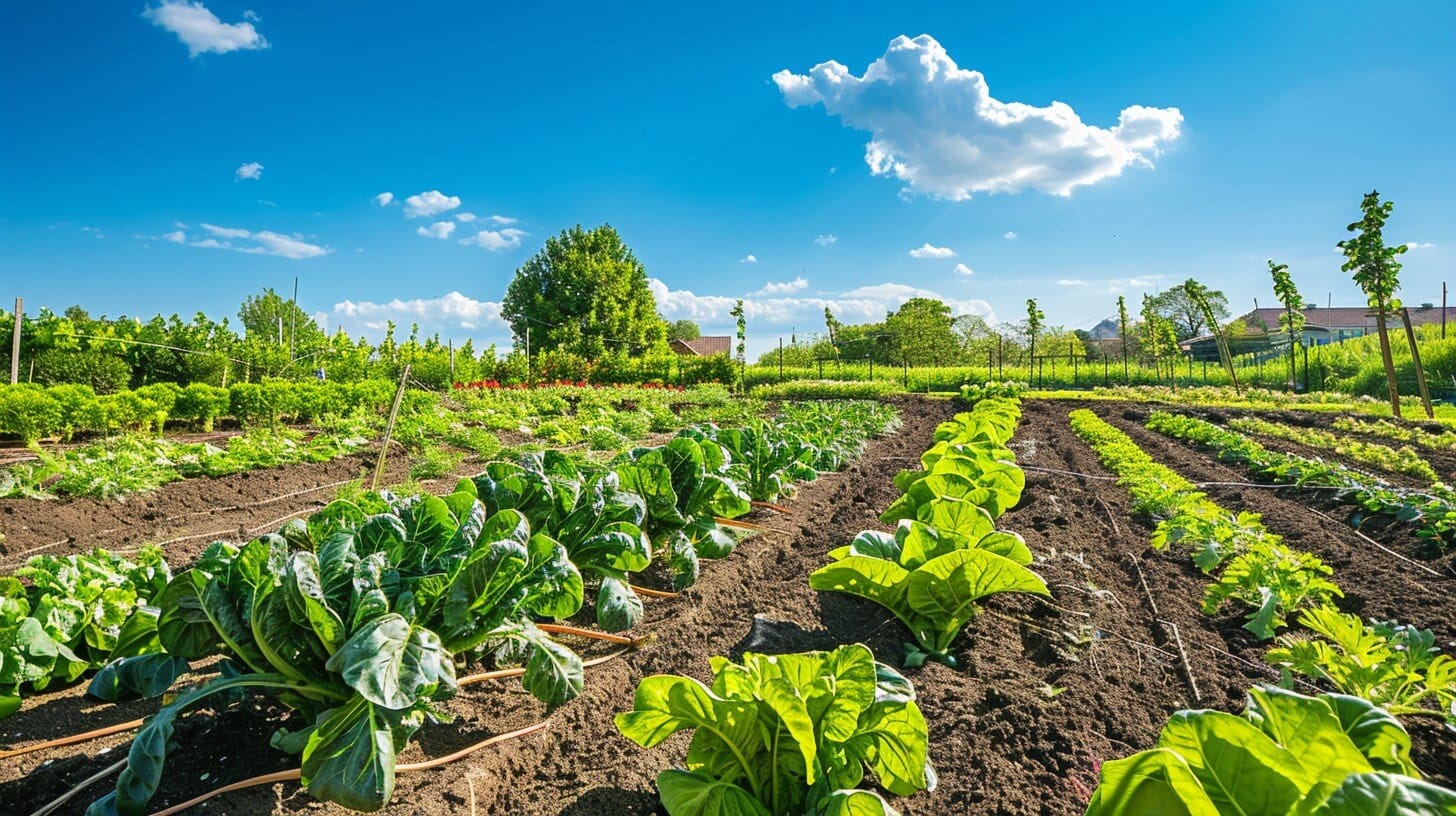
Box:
[1268,260,1304,391]
[1339,190,1408,417]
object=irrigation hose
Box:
[628,583,680,599]
[749,500,792,514]
[536,623,645,647]
[714,516,767,531]
[28,758,128,816]
[142,719,553,816]
[0,718,147,761]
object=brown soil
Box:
[2,397,1452,816]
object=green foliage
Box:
[667,319,701,342]
[614,644,934,816]
[1150,280,1231,341]
[1145,411,1456,546]
[173,383,231,431]
[0,547,171,719]
[1340,191,1407,315]
[1268,606,1456,724]
[813,398,1048,665]
[752,380,902,400]
[1084,685,1452,815]
[33,348,132,393]
[0,385,64,442]
[1071,410,1341,638]
[1227,416,1439,484]
[958,380,1026,405]
[501,224,667,359]
[886,297,958,366]
[1333,417,1456,451]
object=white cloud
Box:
[648,278,995,329]
[740,254,758,264]
[1004,231,1018,240]
[143,1,269,57]
[1058,279,1090,287]
[417,221,456,240]
[179,223,328,259]
[1406,242,1435,250]
[235,161,263,181]
[455,212,477,223]
[374,192,395,207]
[954,263,974,276]
[909,243,955,259]
[459,227,527,251]
[773,34,1183,200]
[814,233,838,247]
[334,291,505,333]
[258,199,278,207]
[1105,274,1166,294]
[486,214,517,225]
[757,277,809,295]
[403,190,461,218]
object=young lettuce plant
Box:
[1084,685,1456,814]
[615,643,935,816]
[811,520,1049,667]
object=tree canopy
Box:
[666,319,701,342]
[886,298,958,365]
[501,224,666,359]
[1150,282,1230,340]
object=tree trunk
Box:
[1374,303,1401,417]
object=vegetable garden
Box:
[2,388,1455,815]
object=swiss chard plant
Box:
[1084,685,1456,815]
[615,643,935,816]
[811,520,1048,666]
[881,402,1026,525]
[614,435,751,589]
[0,546,172,719]
[699,419,820,503]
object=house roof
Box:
[670,336,732,356]
[1236,305,1456,333]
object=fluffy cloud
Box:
[459,227,526,251]
[740,254,758,264]
[757,277,809,295]
[403,190,461,218]
[374,192,395,207]
[333,291,504,333]
[234,161,263,181]
[814,234,838,247]
[1058,279,1090,287]
[417,221,456,240]
[1406,242,1436,250]
[909,243,955,259]
[954,263,974,276]
[486,215,517,225]
[1003,231,1018,240]
[648,278,994,328]
[143,1,268,57]
[169,223,329,259]
[773,34,1183,200]
[455,212,477,223]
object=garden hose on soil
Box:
[145,719,553,816]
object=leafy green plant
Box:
[1269,259,1304,390]
[1267,606,1456,725]
[614,435,751,589]
[1202,538,1341,640]
[1084,685,1455,815]
[1332,416,1456,450]
[615,643,935,816]
[1340,189,1409,417]
[882,399,1026,524]
[811,520,1048,666]
[1228,416,1439,484]
[0,547,171,719]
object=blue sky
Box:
[4,1,1454,356]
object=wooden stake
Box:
[9,297,20,386]
[1399,307,1434,419]
[372,363,411,490]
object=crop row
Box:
[1227,415,1441,484]
[1146,411,1456,546]
[1,400,897,814]
[613,395,1050,815]
[1069,409,1456,811]
[1333,415,1456,450]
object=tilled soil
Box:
[2,397,1453,816]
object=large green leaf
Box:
[1324,693,1419,777]
[1155,710,1307,815]
[903,548,1049,653]
[300,695,396,812]
[596,577,644,633]
[656,769,772,816]
[1084,748,1219,816]
[815,790,901,816]
[326,613,455,710]
[1244,686,1373,787]
[1317,773,1456,814]
[87,654,189,703]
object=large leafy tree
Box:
[238,287,326,350]
[665,319,701,342]
[886,297,957,365]
[501,224,666,359]
[1152,282,1230,340]
[1183,278,1240,393]
[1339,190,1408,416]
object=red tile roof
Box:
[670,336,732,356]
[1235,305,1456,333]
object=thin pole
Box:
[778,337,783,381]
[372,363,412,490]
[449,339,455,382]
[1400,307,1434,419]
[525,325,530,383]
[1443,282,1448,339]
[9,297,20,385]
[290,276,299,357]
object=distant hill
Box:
[1087,317,1120,339]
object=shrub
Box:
[32,349,131,394]
[752,379,902,400]
[133,383,182,433]
[534,348,591,383]
[46,384,100,440]
[0,385,64,442]
[173,383,230,432]
[678,352,735,384]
